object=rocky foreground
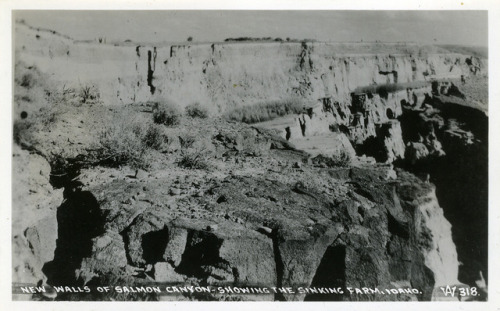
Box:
[14,118,462,301]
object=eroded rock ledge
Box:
[14,147,463,301]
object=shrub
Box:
[177,149,210,170]
[98,124,147,170]
[312,150,353,168]
[179,134,196,149]
[97,122,167,171]
[142,124,168,150]
[185,102,209,118]
[79,84,101,104]
[13,119,34,146]
[15,63,42,90]
[20,73,34,89]
[152,101,181,126]
[334,150,354,167]
[225,98,305,124]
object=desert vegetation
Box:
[13,62,173,173]
[185,102,209,118]
[225,98,305,124]
[224,37,282,42]
[177,149,211,170]
[353,81,430,96]
[78,84,101,104]
[176,132,214,170]
[224,37,316,43]
[96,119,168,171]
[13,59,219,175]
[312,150,353,168]
[152,101,182,126]
[13,63,69,146]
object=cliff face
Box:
[157,43,471,112]
[415,188,459,287]
[400,99,488,288]
[15,23,478,112]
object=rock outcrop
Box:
[24,154,462,301]
[12,145,64,300]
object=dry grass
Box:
[225,98,305,124]
[354,81,430,96]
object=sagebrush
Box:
[185,102,209,118]
[179,134,196,149]
[79,84,101,104]
[97,122,167,170]
[312,150,353,167]
[177,148,211,170]
[152,101,181,126]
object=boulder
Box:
[154,262,185,283]
[406,142,430,164]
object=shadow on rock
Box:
[43,186,105,286]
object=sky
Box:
[14,10,488,46]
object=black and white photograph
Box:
[2,2,497,309]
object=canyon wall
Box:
[15,22,479,112]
